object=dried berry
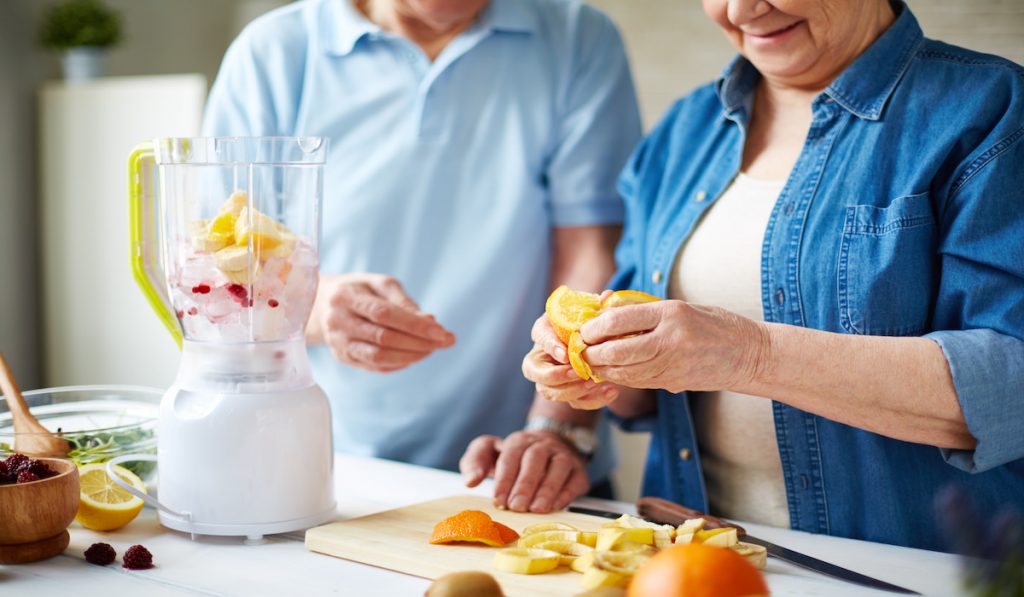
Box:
[122,544,154,570]
[226,283,249,307]
[84,543,117,566]
[16,470,39,483]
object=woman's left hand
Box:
[581,300,769,394]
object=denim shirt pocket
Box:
[838,192,936,336]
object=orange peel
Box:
[429,510,519,547]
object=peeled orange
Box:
[545,286,660,382]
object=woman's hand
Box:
[583,300,769,394]
[522,315,622,410]
[460,431,590,513]
[306,273,456,372]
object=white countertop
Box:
[2,454,962,596]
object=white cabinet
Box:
[39,75,206,388]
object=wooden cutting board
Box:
[305,494,617,597]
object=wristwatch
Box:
[524,417,598,460]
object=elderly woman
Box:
[516,0,1024,550]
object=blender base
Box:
[158,505,337,540]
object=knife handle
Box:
[637,496,746,537]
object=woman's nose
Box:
[726,0,774,26]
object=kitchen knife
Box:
[568,497,920,595]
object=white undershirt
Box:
[668,173,791,528]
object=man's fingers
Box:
[523,346,584,387]
[580,304,661,345]
[506,442,554,512]
[460,436,500,487]
[345,340,432,369]
[536,378,606,403]
[568,385,619,410]
[528,451,576,513]
[340,286,454,345]
[552,468,590,511]
[492,435,529,508]
[338,311,447,354]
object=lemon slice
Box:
[492,548,561,574]
[75,463,147,531]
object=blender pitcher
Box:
[116,137,335,539]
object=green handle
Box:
[129,141,182,348]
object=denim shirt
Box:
[610,5,1024,550]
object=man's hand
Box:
[460,431,590,513]
[307,273,455,372]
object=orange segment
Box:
[546,285,601,344]
[568,331,601,383]
[547,287,660,383]
[429,510,518,547]
[600,290,660,309]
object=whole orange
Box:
[627,543,769,597]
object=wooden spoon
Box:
[0,352,69,457]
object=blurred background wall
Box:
[0,0,1021,500]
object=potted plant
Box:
[39,0,122,82]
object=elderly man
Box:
[203,0,641,511]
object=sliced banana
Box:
[492,548,561,575]
[518,530,582,548]
[534,540,594,567]
[522,522,578,536]
[731,542,768,570]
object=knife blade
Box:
[569,497,920,595]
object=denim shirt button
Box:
[800,473,810,490]
[652,270,663,284]
[694,190,707,202]
[784,202,795,215]
[678,448,692,461]
[775,288,785,306]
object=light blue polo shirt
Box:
[202,0,642,483]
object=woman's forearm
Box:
[738,323,975,449]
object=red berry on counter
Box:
[84,543,117,566]
[123,544,154,570]
[16,470,39,483]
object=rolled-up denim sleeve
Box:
[928,329,1024,472]
[929,126,1024,473]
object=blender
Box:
[111,137,335,540]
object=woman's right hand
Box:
[522,315,621,410]
[307,273,456,373]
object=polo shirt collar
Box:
[715,1,923,121]
[322,0,535,57]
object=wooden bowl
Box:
[0,458,80,564]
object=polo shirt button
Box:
[679,448,692,461]
[694,190,707,202]
[652,270,662,284]
[775,288,785,306]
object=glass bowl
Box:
[0,385,161,486]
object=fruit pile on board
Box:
[429,510,768,593]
